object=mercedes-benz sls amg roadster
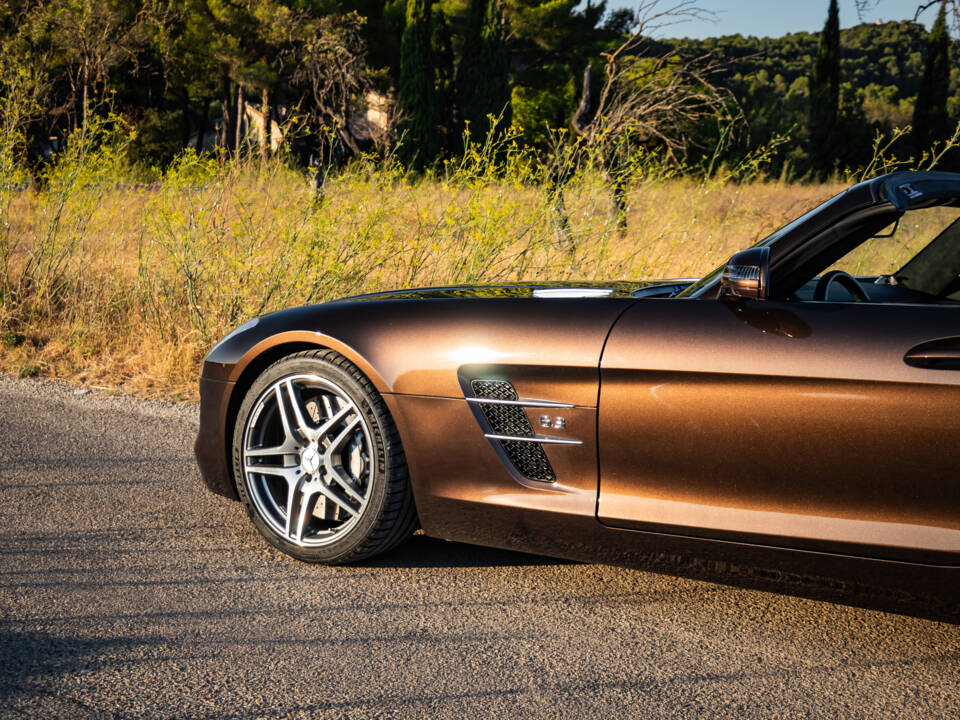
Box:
[196,170,960,596]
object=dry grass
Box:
[0,154,947,400]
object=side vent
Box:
[470,379,517,401]
[470,379,557,483]
[498,439,557,484]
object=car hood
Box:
[337,280,693,302]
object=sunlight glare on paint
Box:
[450,345,507,364]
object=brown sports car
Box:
[196,170,960,596]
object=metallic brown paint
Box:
[196,293,960,578]
[194,172,960,599]
[204,298,633,399]
[599,299,960,565]
[196,296,633,500]
[194,377,235,498]
[384,394,600,534]
[195,296,960,587]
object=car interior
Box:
[793,210,960,304]
[789,207,960,304]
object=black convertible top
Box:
[877,171,960,212]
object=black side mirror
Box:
[719,246,770,301]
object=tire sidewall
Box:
[232,354,390,563]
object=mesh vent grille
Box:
[500,440,556,483]
[471,379,518,401]
[479,402,535,437]
[470,378,556,483]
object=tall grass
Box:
[0,115,950,399]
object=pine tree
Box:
[808,0,840,176]
[456,0,510,143]
[399,0,437,170]
[914,0,951,155]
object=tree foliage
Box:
[431,6,455,151]
[456,0,510,142]
[0,0,957,177]
[809,0,841,175]
[666,18,958,177]
[914,0,951,151]
[398,0,436,169]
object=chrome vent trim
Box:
[484,433,582,446]
[466,397,574,409]
[468,378,563,483]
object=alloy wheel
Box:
[241,373,373,547]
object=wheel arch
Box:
[222,332,393,497]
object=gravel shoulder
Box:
[0,375,958,719]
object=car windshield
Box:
[676,192,845,298]
[678,192,960,301]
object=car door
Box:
[597,297,960,565]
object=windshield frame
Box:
[676,192,846,298]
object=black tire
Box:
[232,349,418,563]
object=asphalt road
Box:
[0,376,958,719]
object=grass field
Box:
[0,147,947,400]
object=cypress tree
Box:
[914,1,951,154]
[432,8,456,152]
[808,0,840,176]
[456,0,511,143]
[399,0,437,170]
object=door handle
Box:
[904,338,960,369]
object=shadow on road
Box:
[365,533,960,624]
[0,626,164,712]
[359,533,575,569]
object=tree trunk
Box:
[235,84,245,154]
[270,99,283,153]
[612,175,628,232]
[195,98,210,152]
[571,63,593,137]
[219,69,233,152]
[81,61,90,136]
[548,173,571,248]
[181,92,191,150]
[259,87,270,163]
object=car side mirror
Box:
[719,246,770,301]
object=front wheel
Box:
[232,349,417,563]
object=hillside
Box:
[659,21,960,176]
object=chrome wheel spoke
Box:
[287,480,321,544]
[314,481,358,518]
[322,417,365,503]
[284,475,305,539]
[284,380,318,442]
[322,417,361,461]
[245,443,297,458]
[328,466,365,505]
[243,373,373,548]
[274,385,299,445]
[246,462,299,481]
[315,404,353,442]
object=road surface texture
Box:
[0,375,957,719]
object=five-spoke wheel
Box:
[233,350,417,563]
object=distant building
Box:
[190,92,393,153]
